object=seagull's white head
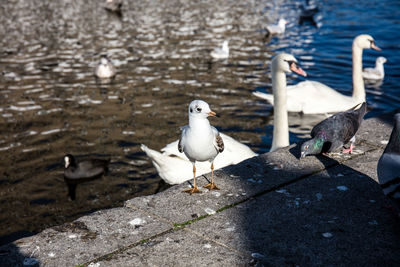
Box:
[278,18,288,26]
[188,100,217,120]
[376,56,387,64]
[100,56,110,66]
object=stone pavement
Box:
[1,114,399,266]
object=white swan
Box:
[266,18,288,35]
[141,133,257,185]
[362,56,387,80]
[269,53,307,151]
[210,40,229,60]
[253,34,381,114]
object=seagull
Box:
[210,40,229,60]
[178,100,224,194]
[63,154,110,200]
[141,133,256,185]
[377,113,400,214]
[94,55,116,79]
[266,18,288,36]
[362,56,387,80]
[300,102,367,158]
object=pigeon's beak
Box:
[300,151,306,158]
[371,42,381,51]
[290,63,307,77]
[208,111,218,117]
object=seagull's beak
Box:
[290,63,307,77]
[208,111,218,117]
[371,42,381,51]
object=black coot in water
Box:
[63,154,110,200]
[299,0,319,26]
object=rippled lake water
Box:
[0,0,399,245]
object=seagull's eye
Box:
[196,107,202,112]
[190,108,193,113]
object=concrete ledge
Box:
[1,115,399,266]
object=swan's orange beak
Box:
[290,63,307,77]
[371,42,381,51]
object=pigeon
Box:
[94,55,116,79]
[300,102,367,158]
[63,154,110,200]
[377,113,400,212]
[362,56,387,80]
[178,100,224,194]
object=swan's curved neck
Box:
[352,44,365,102]
[271,70,289,152]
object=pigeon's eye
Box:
[304,145,309,150]
[196,107,202,112]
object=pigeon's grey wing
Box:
[211,127,224,153]
[312,103,366,144]
[337,102,367,143]
[310,114,353,152]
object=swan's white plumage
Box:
[253,34,380,114]
[254,81,356,114]
[141,133,257,185]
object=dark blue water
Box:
[267,0,400,117]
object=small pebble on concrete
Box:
[129,218,145,226]
[204,208,216,215]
